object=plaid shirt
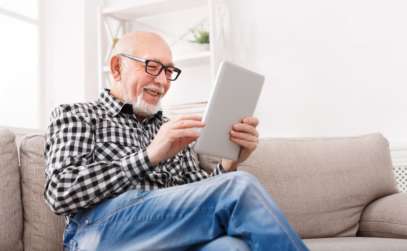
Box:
[44,89,225,216]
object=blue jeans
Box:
[63,171,309,251]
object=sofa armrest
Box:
[358,193,407,238]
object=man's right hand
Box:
[146,115,205,166]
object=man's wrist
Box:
[146,147,159,166]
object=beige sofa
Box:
[0,127,406,251]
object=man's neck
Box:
[110,85,124,101]
[135,113,147,122]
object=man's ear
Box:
[111,55,122,81]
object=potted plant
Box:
[190,28,210,51]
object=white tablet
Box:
[193,61,265,160]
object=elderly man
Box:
[44,32,308,251]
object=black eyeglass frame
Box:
[119,53,182,81]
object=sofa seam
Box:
[358,230,407,238]
[360,220,407,226]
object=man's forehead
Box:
[138,52,174,66]
[149,57,174,66]
[129,34,173,64]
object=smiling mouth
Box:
[144,88,162,97]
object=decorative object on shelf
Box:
[189,25,210,51]
[191,29,209,44]
[163,101,207,119]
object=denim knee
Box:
[226,170,261,189]
[233,170,258,182]
[195,236,250,251]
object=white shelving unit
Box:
[97,0,220,115]
[102,0,207,19]
[174,51,210,66]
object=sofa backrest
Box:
[238,133,399,238]
[1,127,66,251]
[0,128,23,251]
[2,128,400,250]
[19,133,65,251]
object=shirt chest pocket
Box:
[94,126,142,161]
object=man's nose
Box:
[154,69,168,85]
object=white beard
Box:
[132,89,162,117]
[123,84,163,117]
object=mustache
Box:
[143,84,164,96]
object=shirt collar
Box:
[98,88,163,121]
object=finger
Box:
[232,123,259,137]
[230,130,258,142]
[242,116,259,127]
[230,137,257,150]
[181,137,199,146]
[171,128,200,139]
[174,120,205,129]
[174,114,203,122]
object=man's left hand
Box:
[222,116,259,172]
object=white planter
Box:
[189,43,210,52]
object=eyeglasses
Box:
[119,53,182,81]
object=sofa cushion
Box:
[20,134,65,251]
[239,133,398,238]
[0,128,23,251]
[304,237,407,251]
[358,192,407,238]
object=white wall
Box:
[84,0,100,102]
[41,0,99,128]
[0,4,41,129]
[212,0,407,145]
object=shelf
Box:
[164,101,208,108]
[163,101,208,117]
[102,0,207,20]
[174,51,210,66]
